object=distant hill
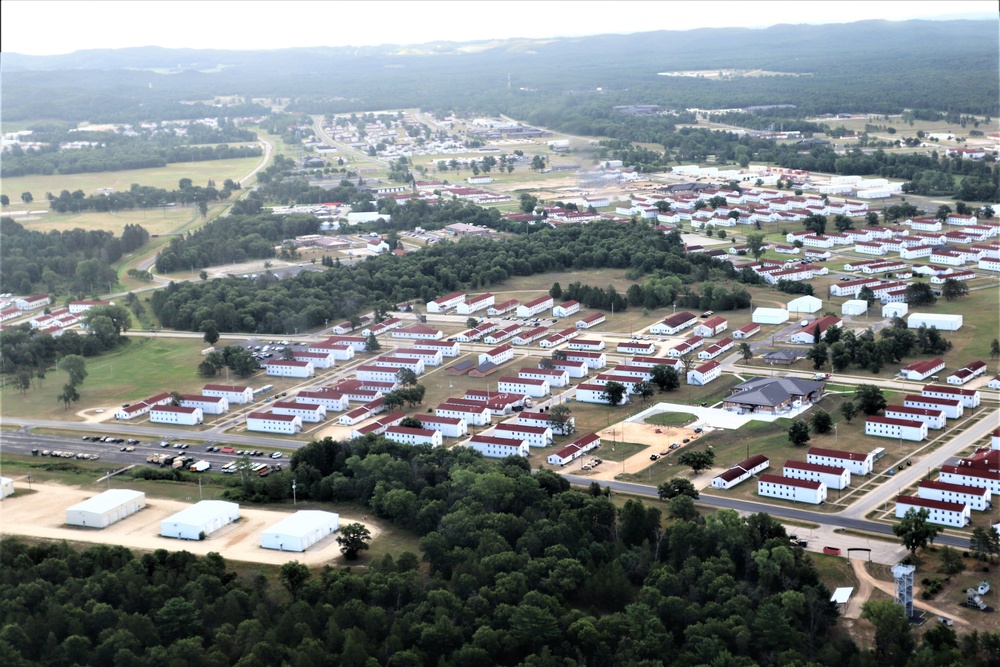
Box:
[2,19,996,121]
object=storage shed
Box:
[0,476,14,499]
[787,295,822,314]
[882,302,908,318]
[66,489,146,528]
[907,313,963,331]
[841,299,868,316]
[752,308,790,325]
[261,510,340,552]
[160,500,240,540]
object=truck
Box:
[172,456,193,470]
[189,460,211,473]
[813,373,831,381]
[147,453,169,465]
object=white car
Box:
[270,452,283,459]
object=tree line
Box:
[46,179,241,214]
[0,218,148,295]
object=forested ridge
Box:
[3,435,996,666]
[149,222,738,334]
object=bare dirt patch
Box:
[582,421,696,480]
[0,482,377,566]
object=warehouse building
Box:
[160,500,240,540]
[0,476,13,500]
[65,489,146,528]
[261,510,340,552]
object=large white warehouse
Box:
[65,489,146,528]
[160,500,240,540]
[907,313,963,331]
[261,510,340,552]
[0,476,14,499]
[752,308,789,325]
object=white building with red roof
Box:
[947,360,988,385]
[493,422,553,447]
[895,495,969,527]
[412,340,461,357]
[385,425,442,448]
[517,295,554,318]
[417,414,468,439]
[272,400,327,423]
[918,480,990,511]
[547,433,601,465]
[922,384,980,408]
[617,340,656,356]
[693,316,728,338]
[488,299,519,316]
[247,411,302,434]
[568,338,605,352]
[520,367,570,388]
[471,434,529,459]
[732,322,760,339]
[296,389,348,412]
[864,416,927,442]
[392,325,443,340]
[497,376,550,398]
[435,402,492,426]
[650,312,698,335]
[484,323,522,345]
[711,455,770,490]
[266,359,314,378]
[575,313,606,329]
[783,460,850,490]
[203,384,254,404]
[456,293,495,315]
[667,336,704,358]
[807,447,875,476]
[553,300,581,318]
[687,360,721,386]
[479,344,514,366]
[563,350,606,369]
[698,338,734,360]
[758,474,826,504]
[900,358,945,381]
[884,405,946,429]
[179,394,229,415]
[904,394,963,420]
[575,382,630,404]
[150,405,203,426]
[426,291,466,313]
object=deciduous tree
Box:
[677,449,715,474]
[788,420,811,446]
[601,381,627,406]
[893,507,942,554]
[337,522,372,560]
[855,384,887,415]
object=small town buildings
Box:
[758,474,827,504]
[519,410,575,435]
[752,308,789,325]
[807,447,874,476]
[479,344,514,366]
[723,377,825,414]
[790,316,842,344]
[650,312,698,335]
[575,382,630,404]
[895,496,969,527]
[261,510,340,552]
[385,425,443,448]
[922,384,981,408]
[568,338,606,351]
[488,299,520,316]
[904,394,963,419]
[884,405,946,429]
[436,402,492,426]
[711,455,770,490]
[426,291,466,313]
[150,405,203,426]
[497,377,550,398]
[203,384,254,404]
[266,359,315,378]
[14,294,50,311]
[484,324,523,344]
[65,489,146,528]
[456,293,495,315]
[296,389,349,412]
[493,422,553,447]
[617,340,657,355]
[732,322,761,339]
[550,359,589,378]
[939,463,1000,496]
[917,480,991,512]
[575,313,607,329]
[687,360,722,386]
[865,416,928,442]
[552,300,581,318]
[517,296,555,318]
[247,411,302,434]
[291,350,336,369]
[412,339,461,357]
[470,434,530,458]
[907,313,963,331]
[783,460,850,490]
[841,299,868,317]
[988,375,1000,390]
[513,327,548,346]
[394,347,444,367]
[563,350,607,369]
[520,367,570,387]
[272,401,327,423]
[667,336,704,358]
[882,302,909,318]
[698,337,734,360]
[160,500,240,540]
[693,316,729,338]
[392,325,444,340]
[179,394,229,415]
[350,412,406,439]
[416,414,468,438]
[900,358,945,381]
[947,361,988,386]
[547,433,601,465]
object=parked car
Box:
[822,546,841,555]
[649,454,660,461]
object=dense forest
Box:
[149,222,740,335]
[3,435,997,666]
[0,218,149,295]
[3,21,997,125]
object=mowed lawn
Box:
[0,337,208,421]
[8,200,227,237]
[1,155,264,204]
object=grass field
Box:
[645,412,697,427]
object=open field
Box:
[1,156,264,204]
[9,201,227,238]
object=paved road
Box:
[566,473,972,549]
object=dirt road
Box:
[843,558,968,624]
[0,482,376,566]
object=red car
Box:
[822,546,841,556]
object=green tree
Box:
[939,545,965,575]
[788,420,811,446]
[668,495,700,521]
[934,204,952,222]
[969,526,1000,562]
[203,322,220,345]
[990,338,1000,360]
[632,380,655,404]
[399,416,423,429]
[940,278,968,301]
[365,333,381,353]
[278,561,312,600]
[840,401,858,424]
[893,507,942,555]
[806,342,828,370]
[465,317,479,329]
[601,381,627,406]
[58,355,88,386]
[746,233,767,260]
[650,364,680,391]
[14,371,32,395]
[810,410,832,434]
[548,404,575,435]
[21,192,33,204]
[657,477,699,500]
[861,599,915,666]
[739,342,753,363]
[677,449,715,474]
[57,383,81,409]
[0,194,8,206]
[549,282,562,299]
[904,282,937,307]
[337,522,372,560]
[397,368,418,386]
[855,384,887,415]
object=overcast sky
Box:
[2,0,995,56]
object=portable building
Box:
[752,308,789,325]
[261,510,340,552]
[160,500,240,540]
[786,295,822,314]
[66,489,146,528]
[882,303,908,318]
[0,477,15,499]
[907,313,963,331]
[841,300,868,316]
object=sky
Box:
[2,0,995,56]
